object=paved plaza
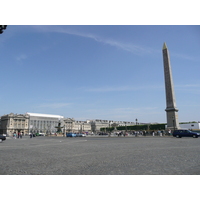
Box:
[1,135,200,175]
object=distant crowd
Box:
[12,129,173,139]
[98,129,173,137]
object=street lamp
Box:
[172,116,175,132]
[108,121,111,137]
[135,119,138,137]
[47,124,50,136]
[63,125,66,137]
[135,119,138,131]
[125,122,127,132]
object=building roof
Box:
[27,112,64,119]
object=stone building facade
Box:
[63,118,75,132]
[27,113,64,134]
[90,119,136,133]
[0,112,136,136]
[0,113,29,136]
[63,118,91,133]
[74,120,91,133]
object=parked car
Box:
[66,133,77,137]
[76,133,86,137]
[173,129,200,138]
[0,135,6,142]
[35,133,45,136]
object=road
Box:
[1,135,200,175]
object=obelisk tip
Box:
[163,42,167,50]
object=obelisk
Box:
[162,42,180,130]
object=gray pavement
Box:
[1,135,200,175]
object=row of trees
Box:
[100,123,166,132]
[0,25,7,34]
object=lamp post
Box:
[63,125,66,137]
[135,119,138,131]
[108,121,111,137]
[172,116,175,132]
[147,123,150,136]
[47,124,50,136]
[80,123,83,133]
[135,119,138,136]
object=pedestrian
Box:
[158,130,162,136]
[152,131,155,136]
[135,131,138,137]
[20,132,23,139]
[17,132,20,139]
[143,130,146,136]
[160,131,162,137]
[13,132,17,139]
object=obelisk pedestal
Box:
[162,43,180,130]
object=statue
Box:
[55,120,63,135]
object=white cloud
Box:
[176,84,200,88]
[175,84,200,94]
[84,106,162,122]
[113,106,159,114]
[172,52,199,61]
[179,104,200,107]
[15,54,27,61]
[38,103,71,108]
[83,85,164,92]
[33,26,156,55]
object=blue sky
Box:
[0,25,199,123]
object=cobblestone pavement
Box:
[1,135,200,175]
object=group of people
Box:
[13,132,23,139]
[150,129,172,136]
[116,131,128,137]
[115,129,172,137]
